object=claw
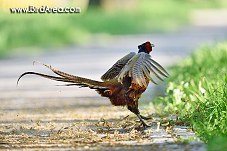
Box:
[136,114,151,128]
[140,115,152,120]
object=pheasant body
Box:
[17,41,168,127]
[97,76,148,107]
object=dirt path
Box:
[1,26,227,150]
[0,98,204,151]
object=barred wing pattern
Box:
[118,52,169,87]
[101,52,136,81]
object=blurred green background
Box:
[0,0,227,58]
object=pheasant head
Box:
[138,41,155,54]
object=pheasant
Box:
[17,41,168,127]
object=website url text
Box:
[10,6,81,14]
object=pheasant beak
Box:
[151,44,155,47]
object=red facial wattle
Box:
[145,42,152,53]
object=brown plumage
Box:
[17,41,168,127]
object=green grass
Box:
[152,43,227,149]
[1,0,227,57]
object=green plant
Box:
[152,43,227,144]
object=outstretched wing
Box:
[101,52,136,81]
[118,52,169,87]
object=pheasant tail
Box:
[17,62,108,90]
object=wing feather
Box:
[101,52,136,81]
[142,65,157,85]
[150,59,169,76]
[134,55,147,86]
[144,60,164,81]
[118,54,139,82]
[147,59,168,78]
[117,52,168,87]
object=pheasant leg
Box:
[127,104,151,127]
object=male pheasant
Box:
[17,41,168,127]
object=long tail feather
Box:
[33,61,77,79]
[17,63,109,90]
[17,72,69,85]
